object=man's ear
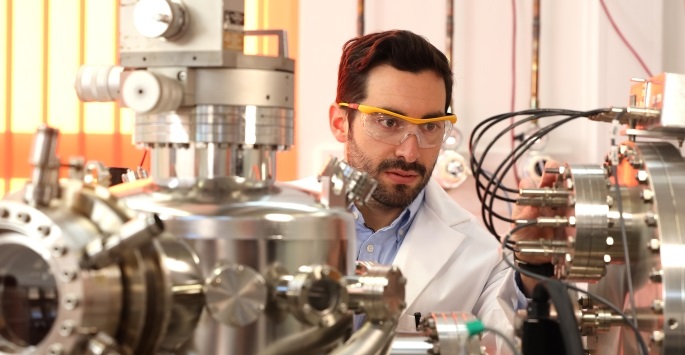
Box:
[329,104,349,143]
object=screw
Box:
[51,245,67,257]
[48,344,64,355]
[38,225,51,236]
[636,170,649,183]
[651,330,665,344]
[61,270,77,282]
[16,212,31,223]
[645,212,658,226]
[648,238,661,251]
[59,320,75,337]
[649,268,664,283]
[651,299,664,314]
[642,189,654,202]
[64,295,80,310]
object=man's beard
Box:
[346,137,433,209]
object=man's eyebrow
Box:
[378,106,447,119]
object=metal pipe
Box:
[260,314,353,355]
[357,0,365,37]
[446,0,454,109]
[530,0,540,109]
[25,125,60,206]
[330,320,397,355]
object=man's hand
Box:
[510,160,563,294]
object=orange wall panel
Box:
[1,0,299,196]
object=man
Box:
[328,30,526,351]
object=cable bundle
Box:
[468,108,609,249]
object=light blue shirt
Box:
[350,189,425,265]
[351,189,425,329]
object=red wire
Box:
[599,0,654,77]
[510,0,521,185]
[139,149,147,168]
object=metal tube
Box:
[519,187,570,198]
[330,320,397,355]
[357,0,365,37]
[446,0,454,109]
[26,125,60,206]
[530,0,540,109]
[260,315,353,355]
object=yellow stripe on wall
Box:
[9,178,28,193]
[47,0,82,134]
[120,107,135,135]
[83,0,116,134]
[11,1,45,133]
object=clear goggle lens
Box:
[361,113,454,148]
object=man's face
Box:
[342,65,447,208]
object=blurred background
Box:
[1,0,684,207]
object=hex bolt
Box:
[63,295,80,310]
[61,270,77,282]
[59,320,75,337]
[649,269,664,283]
[51,245,67,257]
[642,189,654,202]
[636,170,649,183]
[651,330,665,344]
[16,212,31,223]
[651,299,664,314]
[645,212,658,226]
[38,225,51,236]
[48,344,64,355]
[648,238,661,251]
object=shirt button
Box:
[352,212,359,220]
[366,244,374,253]
[399,229,405,236]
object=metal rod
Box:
[357,0,364,37]
[530,0,540,109]
[446,0,454,109]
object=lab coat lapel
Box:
[393,180,468,312]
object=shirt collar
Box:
[349,188,425,241]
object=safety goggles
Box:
[339,103,457,148]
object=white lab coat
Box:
[282,177,524,353]
[393,178,524,353]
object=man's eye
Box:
[377,117,400,128]
[422,122,442,132]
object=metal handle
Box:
[244,29,289,57]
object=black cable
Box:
[529,280,585,355]
[479,112,586,238]
[502,223,649,355]
[484,114,586,236]
[485,116,580,234]
[470,110,582,212]
[471,112,564,237]
[470,108,611,240]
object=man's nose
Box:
[396,133,420,162]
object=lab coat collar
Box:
[393,179,472,312]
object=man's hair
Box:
[335,30,453,113]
